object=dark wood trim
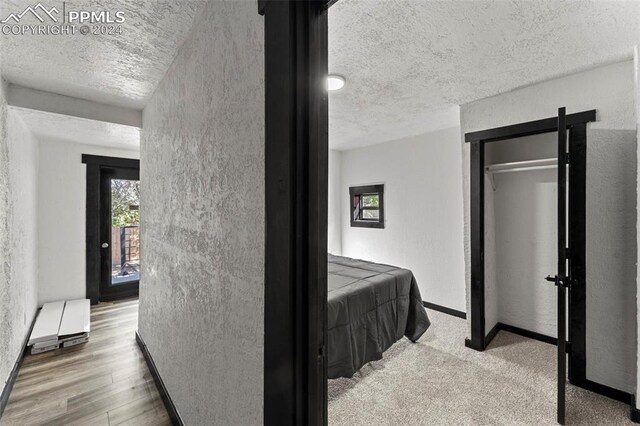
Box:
[263,1,328,425]
[83,155,140,305]
[468,140,485,351]
[486,322,568,350]
[135,332,183,426]
[582,379,633,405]
[483,323,500,347]
[557,107,567,425]
[497,322,557,346]
[258,0,338,16]
[82,154,139,169]
[99,288,140,302]
[464,110,596,143]
[0,309,38,419]
[349,184,383,194]
[567,123,587,387]
[464,338,484,351]
[0,355,19,418]
[307,5,329,424]
[85,162,101,305]
[423,302,466,319]
[348,220,384,229]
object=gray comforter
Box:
[328,254,431,379]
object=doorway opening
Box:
[83,155,141,304]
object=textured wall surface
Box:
[0,79,11,392]
[328,0,640,150]
[585,128,636,391]
[328,150,342,255]
[138,1,264,424]
[0,80,39,392]
[340,127,466,311]
[37,138,138,305]
[461,60,637,393]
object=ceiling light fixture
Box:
[327,75,345,91]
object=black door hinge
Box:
[565,152,571,164]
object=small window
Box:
[349,184,384,228]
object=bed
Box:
[327,254,431,379]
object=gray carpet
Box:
[328,310,632,425]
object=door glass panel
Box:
[111,179,140,286]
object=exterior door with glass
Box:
[99,167,140,300]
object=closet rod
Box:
[485,158,558,174]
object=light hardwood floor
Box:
[1,298,170,426]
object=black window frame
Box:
[349,184,384,228]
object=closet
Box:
[484,133,559,339]
[465,108,595,424]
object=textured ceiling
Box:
[329,0,640,150]
[1,0,638,150]
[0,0,206,109]
[12,106,140,150]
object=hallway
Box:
[0,299,169,426]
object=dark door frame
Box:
[99,166,140,301]
[82,154,140,305]
[261,1,331,425]
[463,110,631,397]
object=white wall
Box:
[328,149,342,255]
[0,82,39,394]
[461,60,637,393]
[339,126,466,312]
[37,138,138,305]
[139,0,264,424]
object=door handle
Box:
[101,243,109,248]
[545,274,571,288]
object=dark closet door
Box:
[546,107,568,424]
[99,167,140,300]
